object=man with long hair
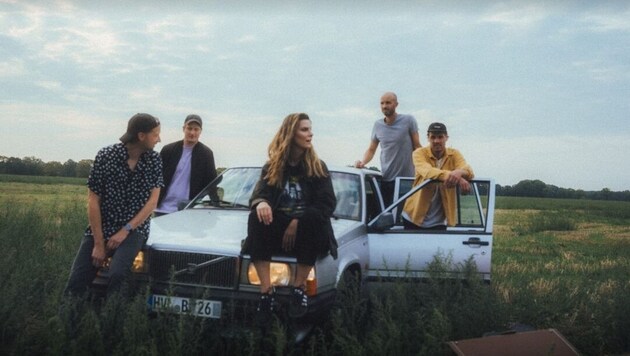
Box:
[244,113,336,324]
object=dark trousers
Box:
[64,231,145,297]
[381,180,395,207]
[247,211,321,266]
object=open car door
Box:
[366,177,495,282]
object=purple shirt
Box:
[156,145,193,214]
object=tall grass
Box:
[1,183,630,354]
[0,174,85,186]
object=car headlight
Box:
[247,262,291,286]
[131,251,148,273]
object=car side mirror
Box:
[373,212,395,231]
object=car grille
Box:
[148,250,239,289]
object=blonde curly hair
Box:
[265,113,327,188]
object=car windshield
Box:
[189,167,261,209]
[331,171,361,220]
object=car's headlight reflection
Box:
[247,262,291,286]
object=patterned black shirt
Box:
[86,143,164,240]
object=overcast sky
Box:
[1,1,629,191]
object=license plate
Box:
[149,294,222,319]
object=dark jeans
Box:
[380,180,395,207]
[247,211,322,266]
[64,231,145,297]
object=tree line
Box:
[2,155,628,202]
[1,156,93,178]
[497,179,630,202]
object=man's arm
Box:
[410,131,421,150]
[87,189,106,267]
[444,151,474,193]
[106,187,161,250]
[355,140,378,168]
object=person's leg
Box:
[64,235,98,297]
[294,263,312,289]
[380,180,395,207]
[247,211,277,294]
[253,260,272,294]
[247,211,290,325]
[106,231,144,296]
[288,218,320,317]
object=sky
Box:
[0,1,629,191]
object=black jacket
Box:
[247,161,338,259]
[158,140,217,204]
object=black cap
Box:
[184,114,202,128]
[119,113,160,144]
[427,122,447,134]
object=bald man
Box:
[355,92,421,206]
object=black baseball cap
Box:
[427,122,447,134]
[119,113,161,144]
[184,114,202,128]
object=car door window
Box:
[365,176,382,222]
[331,172,361,221]
[385,178,491,232]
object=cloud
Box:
[479,3,551,30]
[144,15,216,41]
[572,60,630,83]
[40,20,122,65]
[237,34,257,43]
[2,3,45,39]
[582,9,630,32]
[35,80,61,90]
[0,59,26,77]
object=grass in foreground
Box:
[1,185,629,354]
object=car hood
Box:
[148,209,248,256]
[148,209,359,256]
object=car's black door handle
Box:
[462,237,489,246]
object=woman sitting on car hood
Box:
[244,112,336,324]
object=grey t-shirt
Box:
[371,114,418,182]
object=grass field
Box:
[1,177,629,355]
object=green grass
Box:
[0,174,86,186]
[1,183,629,355]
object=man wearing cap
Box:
[155,114,217,215]
[355,92,421,206]
[402,122,474,230]
[64,113,164,297]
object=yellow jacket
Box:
[402,147,474,226]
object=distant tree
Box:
[76,159,93,178]
[43,161,64,176]
[543,184,560,198]
[0,155,7,174]
[22,156,45,175]
[61,159,77,177]
[512,179,546,197]
[496,184,512,196]
[574,189,586,200]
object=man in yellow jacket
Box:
[402,122,474,230]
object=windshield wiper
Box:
[209,200,249,209]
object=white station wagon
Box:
[120,166,495,322]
